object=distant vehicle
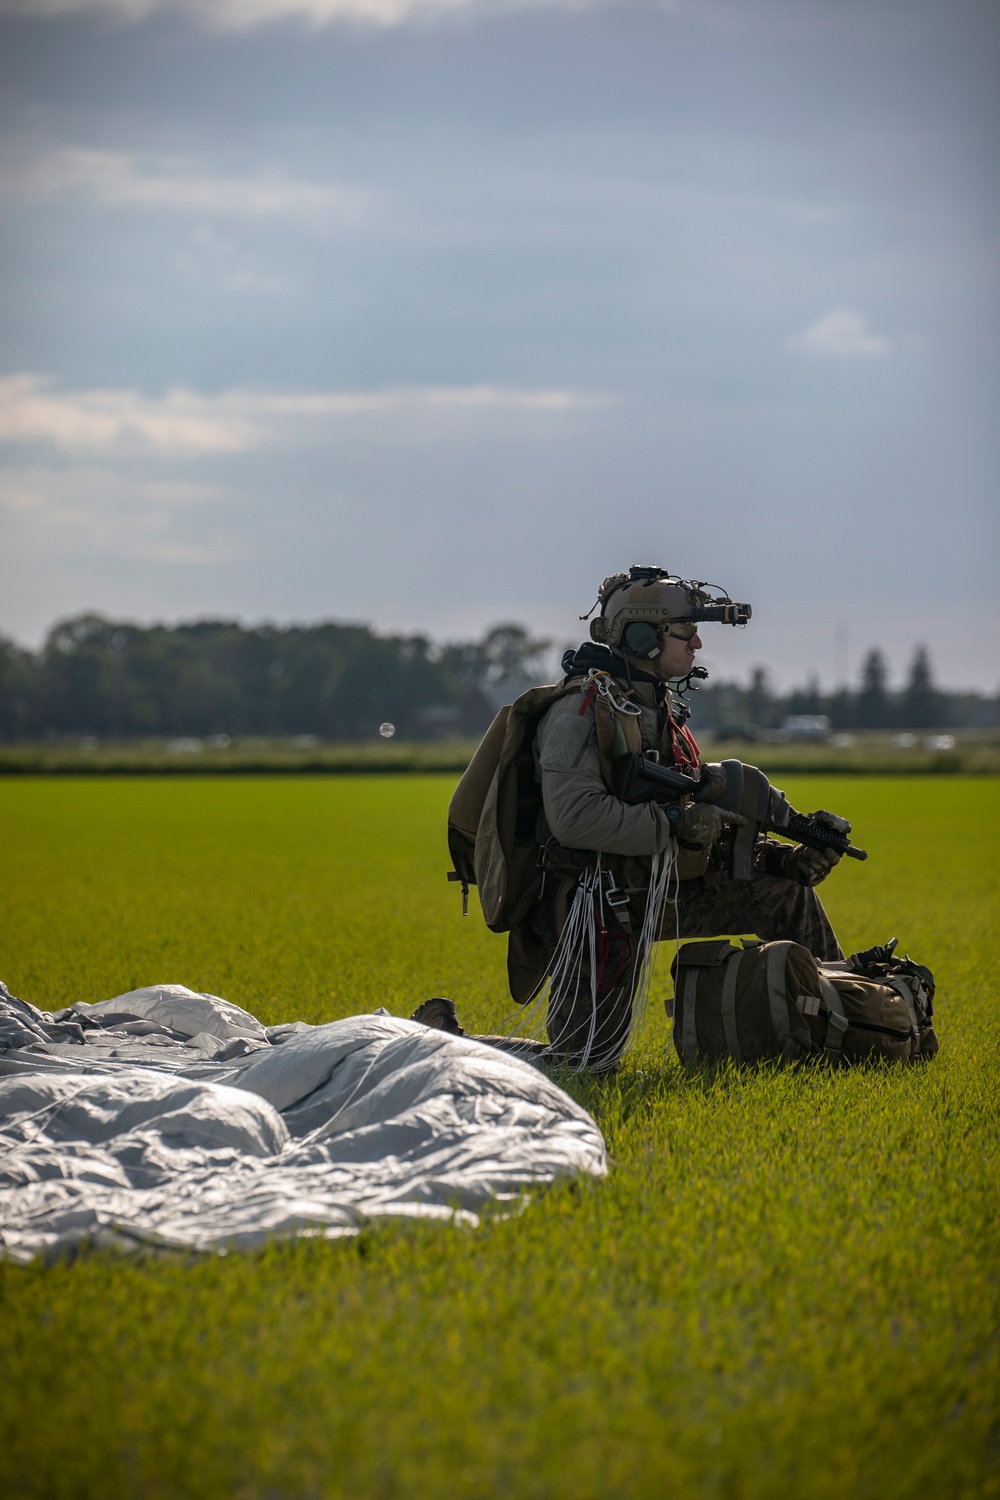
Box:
[781,715,832,742]
[716,722,760,742]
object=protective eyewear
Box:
[665,621,700,641]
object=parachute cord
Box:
[618,839,679,1060]
[498,840,680,1071]
[499,858,603,1055]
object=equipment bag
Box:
[447,683,576,932]
[669,937,937,1066]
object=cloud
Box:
[0,465,231,562]
[0,0,655,27]
[0,375,612,457]
[0,147,368,221]
[177,227,287,293]
[786,308,890,359]
[0,376,262,457]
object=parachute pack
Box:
[446,683,574,932]
[669,937,938,1065]
[446,672,650,933]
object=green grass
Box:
[1,775,998,1499]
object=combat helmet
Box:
[588,565,751,667]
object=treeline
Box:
[0,614,550,740]
[0,617,995,740]
[688,648,999,735]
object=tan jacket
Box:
[534,677,691,857]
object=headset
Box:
[621,620,668,662]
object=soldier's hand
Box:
[782,843,840,887]
[676,802,747,851]
[695,763,729,805]
[782,808,851,886]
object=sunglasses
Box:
[665,621,700,641]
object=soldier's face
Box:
[657,622,702,680]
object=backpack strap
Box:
[720,949,745,1062]
[679,968,700,1061]
[765,941,813,1058]
[885,977,922,1051]
[592,690,642,791]
[818,976,849,1064]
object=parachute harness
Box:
[503,676,681,1071]
[578,667,643,718]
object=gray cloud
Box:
[0,375,612,456]
[0,0,671,30]
[0,146,370,220]
[0,465,232,563]
[786,309,890,359]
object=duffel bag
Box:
[668,936,937,1066]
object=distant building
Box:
[781,715,832,742]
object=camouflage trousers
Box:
[539,867,843,1071]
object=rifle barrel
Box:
[781,811,868,861]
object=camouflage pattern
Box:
[669,866,843,961]
[507,852,843,1070]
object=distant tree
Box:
[746,666,777,728]
[0,634,39,738]
[826,686,854,730]
[4,613,990,741]
[439,623,551,690]
[856,648,890,729]
[786,675,822,717]
[899,645,945,729]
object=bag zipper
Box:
[846,1018,912,1042]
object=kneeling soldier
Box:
[440,565,847,1071]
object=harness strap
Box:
[720,949,745,1062]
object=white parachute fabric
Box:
[0,983,607,1263]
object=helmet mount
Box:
[587,565,751,660]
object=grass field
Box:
[1,775,998,1499]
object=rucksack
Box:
[446,683,578,933]
[669,937,937,1066]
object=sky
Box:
[0,0,997,692]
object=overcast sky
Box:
[0,0,996,690]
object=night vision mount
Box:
[600,565,752,627]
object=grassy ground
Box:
[1,775,998,1499]
[1,731,998,776]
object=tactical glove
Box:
[694,763,729,805]
[779,809,850,887]
[676,802,747,851]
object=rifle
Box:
[612,751,867,866]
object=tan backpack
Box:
[446,684,575,932]
[669,938,937,1066]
